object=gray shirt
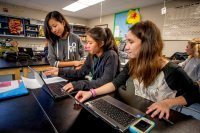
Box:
[179,57,200,82]
[47,32,84,67]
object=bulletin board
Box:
[113,8,141,39]
[163,3,200,40]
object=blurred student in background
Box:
[75,20,200,119]
[44,11,84,69]
[45,27,120,91]
[179,38,200,86]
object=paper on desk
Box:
[44,77,67,84]
[21,76,67,89]
[0,80,19,93]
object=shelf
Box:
[0,14,45,39]
[25,30,39,32]
[0,21,7,23]
[0,28,8,29]
[0,34,45,39]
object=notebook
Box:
[0,80,29,100]
[28,66,76,100]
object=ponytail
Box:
[86,27,118,54]
[104,28,118,55]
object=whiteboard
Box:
[163,3,200,40]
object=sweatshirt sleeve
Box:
[58,55,91,78]
[47,43,58,67]
[112,63,130,89]
[71,52,119,90]
[174,66,200,106]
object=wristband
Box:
[90,88,96,97]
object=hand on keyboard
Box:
[75,90,92,103]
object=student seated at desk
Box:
[75,20,200,120]
[178,38,200,86]
[44,11,84,69]
[45,27,120,91]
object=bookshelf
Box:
[71,24,89,43]
[0,14,45,39]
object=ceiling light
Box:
[63,0,105,12]
[63,2,88,12]
[79,0,104,6]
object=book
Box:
[0,80,29,100]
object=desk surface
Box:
[0,58,49,69]
[0,92,55,133]
[1,87,200,133]
[0,58,21,69]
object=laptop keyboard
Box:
[90,98,136,127]
[47,83,67,96]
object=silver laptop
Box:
[28,66,77,100]
[65,90,144,133]
[84,95,145,132]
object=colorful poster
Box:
[8,18,23,35]
[114,8,140,39]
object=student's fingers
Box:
[151,108,161,118]
[159,111,165,119]
[46,67,56,71]
[63,84,71,91]
[75,91,84,103]
[79,91,93,103]
[165,111,170,119]
[146,105,156,114]
[67,88,74,93]
[75,91,82,100]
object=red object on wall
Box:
[8,18,23,34]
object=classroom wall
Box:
[88,2,188,57]
[88,14,114,29]
[0,2,88,47]
[0,1,190,56]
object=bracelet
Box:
[90,88,96,97]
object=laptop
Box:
[28,66,77,100]
[84,95,145,132]
[65,89,144,133]
[18,47,34,57]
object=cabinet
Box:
[71,24,89,42]
[24,19,44,38]
[0,14,45,38]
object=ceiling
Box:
[0,0,164,19]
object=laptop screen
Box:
[18,47,34,57]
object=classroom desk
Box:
[0,91,55,133]
[0,58,50,79]
[1,83,200,133]
[20,58,50,77]
[0,58,21,80]
[32,87,200,133]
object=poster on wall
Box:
[8,18,24,35]
[113,8,141,45]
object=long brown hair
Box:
[128,20,163,88]
[44,11,70,45]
